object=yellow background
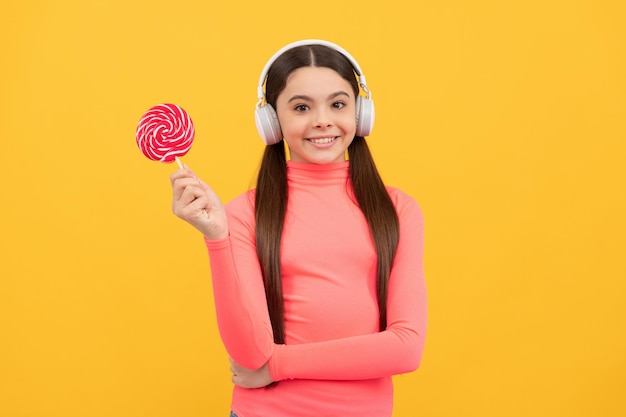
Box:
[1,0,624,416]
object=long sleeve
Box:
[205,191,275,370]
[205,162,427,384]
[268,191,427,381]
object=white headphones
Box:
[254,39,375,145]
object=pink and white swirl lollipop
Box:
[136,103,195,168]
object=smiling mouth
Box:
[307,137,337,144]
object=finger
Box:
[171,169,222,208]
[195,178,223,207]
[169,167,195,186]
[174,192,211,221]
[195,176,214,193]
[175,197,209,221]
[171,177,201,203]
[173,181,209,211]
[177,183,206,204]
[173,186,201,217]
[230,360,241,374]
[181,164,197,176]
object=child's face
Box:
[275,66,357,164]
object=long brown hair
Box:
[255,45,399,344]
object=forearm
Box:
[207,237,274,369]
[268,324,426,381]
[269,191,427,382]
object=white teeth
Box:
[309,137,335,144]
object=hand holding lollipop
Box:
[136,103,195,169]
[169,167,229,240]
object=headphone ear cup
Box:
[355,96,375,137]
[255,104,283,145]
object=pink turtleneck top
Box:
[205,161,427,417]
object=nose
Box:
[313,108,332,128]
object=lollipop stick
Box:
[175,156,183,170]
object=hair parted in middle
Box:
[254,44,400,345]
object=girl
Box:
[170,39,427,417]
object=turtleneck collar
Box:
[286,160,350,185]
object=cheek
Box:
[279,118,297,137]
[275,109,294,130]
[279,114,307,136]
[341,112,358,132]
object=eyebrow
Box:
[287,91,351,103]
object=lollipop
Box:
[136,103,195,169]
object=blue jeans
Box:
[230,412,238,417]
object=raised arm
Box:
[171,169,274,369]
[204,191,275,370]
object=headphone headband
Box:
[254,39,375,144]
[256,39,370,107]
